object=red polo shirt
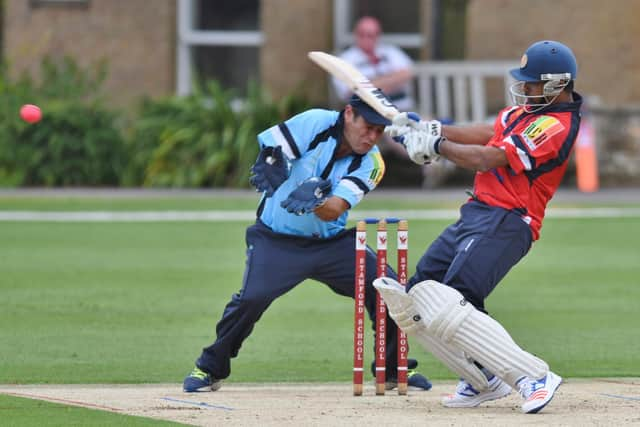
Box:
[472,94,583,240]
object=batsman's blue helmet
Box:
[510,40,577,82]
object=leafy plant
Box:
[0,56,124,186]
[126,80,311,188]
[0,55,312,188]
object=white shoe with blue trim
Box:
[518,371,562,414]
[442,375,512,408]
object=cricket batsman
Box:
[376,40,582,414]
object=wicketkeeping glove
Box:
[249,146,288,197]
[280,177,332,216]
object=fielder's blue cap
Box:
[349,94,392,126]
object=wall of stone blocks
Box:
[260,0,332,105]
[466,0,640,107]
[466,0,640,185]
[4,0,175,107]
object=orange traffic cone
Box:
[575,117,599,192]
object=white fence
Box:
[413,61,519,123]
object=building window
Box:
[176,0,261,96]
[333,0,423,59]
[30,0,89,7]
[193,46,260,93]
[195,0,258,31]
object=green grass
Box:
[489,217,640,376]
[0,194,462,211]
[1,214,638,382]
[0,394,184,426]
[0,194,261,211]
[1,194,639,424]
[3,190,636,211]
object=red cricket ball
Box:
[20,104,42,124]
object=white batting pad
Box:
[374,277,490,390]
[409,280,549,388]
[413,331,490,391]
[373,277,419,333]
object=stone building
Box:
[3,0,176,107]
[4,0,640,184]
[5,0,640,107]
[467,0,640,107]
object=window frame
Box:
[332,0,425,53]
[176,0,263,95]
[30,0,89,7]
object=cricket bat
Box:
[308,51,400,120]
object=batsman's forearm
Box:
[442,123,494,146]
[439,140,508,172]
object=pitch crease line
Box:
[162,396,234,411]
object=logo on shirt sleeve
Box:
[368,151,386,186]
[521,116,565,150]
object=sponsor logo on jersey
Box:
[368,151,385,186]
[521,116,564,150]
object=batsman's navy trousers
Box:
[408,200,533,313]
[197,220,401,380]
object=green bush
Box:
[15,103,125,186]
[125,80,311,188]
[0,57,312,188]
[0,57,126,186]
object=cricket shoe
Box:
[408,370,433,390]
[183,366,223,392]
[385,371,433,391]
[442,375,512,408]
[384,370,432,391]
[384,360,432,391]
[518,371,562,414]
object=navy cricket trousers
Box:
[197,220,401,380]
[408,200,533,313]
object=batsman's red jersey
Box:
[472,94,583,240]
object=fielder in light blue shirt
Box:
[257,107,387,238]
[183,95,432,393]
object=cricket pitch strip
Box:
[1,379,638,426]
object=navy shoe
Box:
[183,366,223,392]
[407,370,433,390]
[385,359,432,391]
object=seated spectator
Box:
[333,16,415,112]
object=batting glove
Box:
[280,177,332,216]
[384,112,425,139]
[402,120,444,165]
[249,145,289,197]
[385,113,444,164]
